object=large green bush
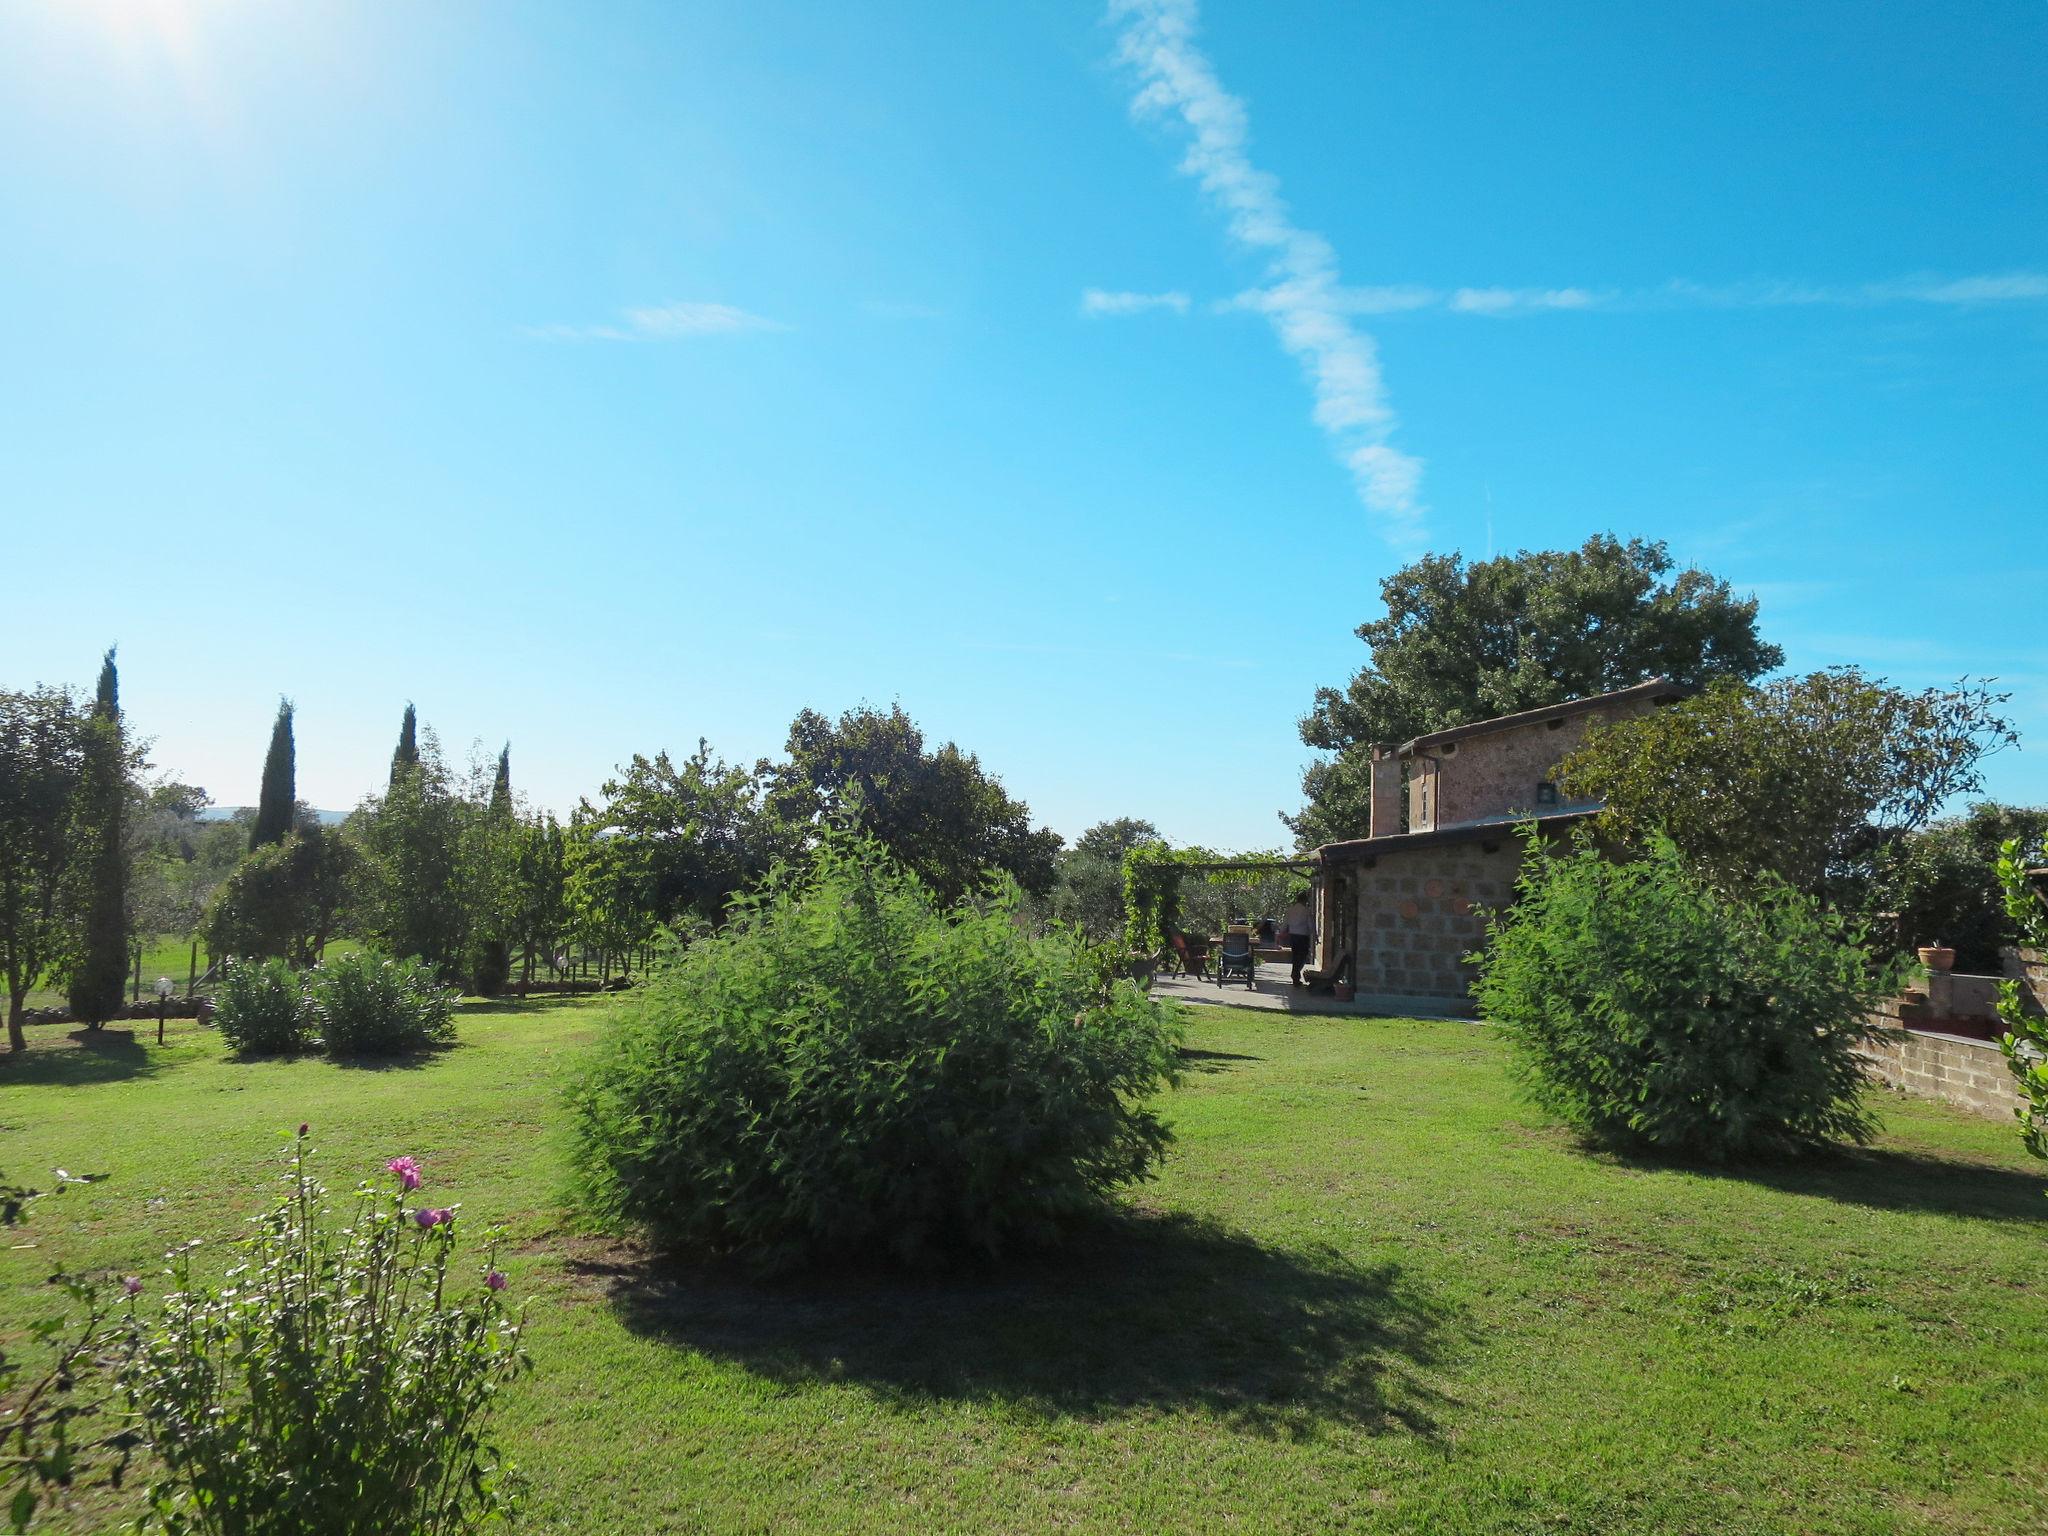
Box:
[307,951,455,1057]
[1474,833,1897,1160]
[570,837,1183,1270]
[212,957,313,1056]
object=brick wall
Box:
[1410,693,1667,831]
[1348,841,1523,1010]
[1858,1018,2026,1122]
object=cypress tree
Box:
[390,702,419,787]
[251,698,296,850]
[68,647,129,1026]
[490,743,511,816]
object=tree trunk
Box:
[131,943,143,1002]
[7,991,25,1054]
[187,939,198,997]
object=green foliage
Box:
[773,704,1061,901]
[509,813,570,984]
[249,699,296,851]
[575,740,780,944]
[205,826,354,966]
[1047,819,1159,943]
[1992,839,2048,1164]
[570,836,1183,1270]
[212,956,313,1056]
[307,951,455,1057]
[122,1131,529,1536]
[1121,843,1297,954]
[465,938,511,998]
[1474,833,1897,1160]
[1561,670,2017,900]
[0,686,86,1051]
[66,650,128,1027]
[1872,803,2048,970]
[1294,535,1783,843]
[389,702,419,788]
[488,744,511,817]
[350,732,468,975]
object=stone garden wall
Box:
[1858,1015,2025,1123]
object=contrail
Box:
[1111,0,1427,550]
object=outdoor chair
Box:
[1170,932,1210,978]
[1215,925,1256,989]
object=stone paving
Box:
[1149,963,1366,1016]
[1148,963,1474,1018]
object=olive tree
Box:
[1560,669,2016,903]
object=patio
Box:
[1149,963,1473,1018]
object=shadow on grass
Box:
[1608,1142,2048,1225]
[577,1211,1452,1438]
[1178,1047,1263,1073]
[326,1043,455,1073]
[0,1027,166,1087]
[459,994,616,1017]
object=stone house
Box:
[1307,678,1689,1013]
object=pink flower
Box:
[123,1276,143,1297]
[387,1156,422,1192]
[413,1207,453,1230]
[485,1269,507,1292]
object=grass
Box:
[2,1001,2044,1534]
[17,935,366,1012]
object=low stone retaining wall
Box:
[1859,1026,2025,1122]
[22,995,208,1028]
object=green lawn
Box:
[3,1001,2043,1534]
[17,935,366,1012]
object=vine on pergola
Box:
[1120,844,1313,954]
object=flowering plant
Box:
[121,1129,530,1536]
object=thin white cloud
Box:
[1661,272,2048,310]
[1895,271,2048,304]
[1206,270,2048,319]
[528,300,787,342]
[1111,0,1427,550]
[1447,286,1602,315]
[1081,287,1192,317]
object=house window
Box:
[1534,781,1558,806]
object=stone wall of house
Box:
[1858,1005,2025,1122]
[1409,692,1669,832]
[1347,840,1524,1010]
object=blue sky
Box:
[4,0,2043,850]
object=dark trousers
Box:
[1289,933,1310,982]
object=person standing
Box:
[1283,890,1316,987]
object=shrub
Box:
[570,836,1184,1270]
[1474,832,1898,1160]
[211,957,312,1056]
[1992,837,2048,1163]
[467,938,511,998]
[307,951,455,1058]
[122,1129,529,1536]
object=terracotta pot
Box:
[1917,945,1955,972]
